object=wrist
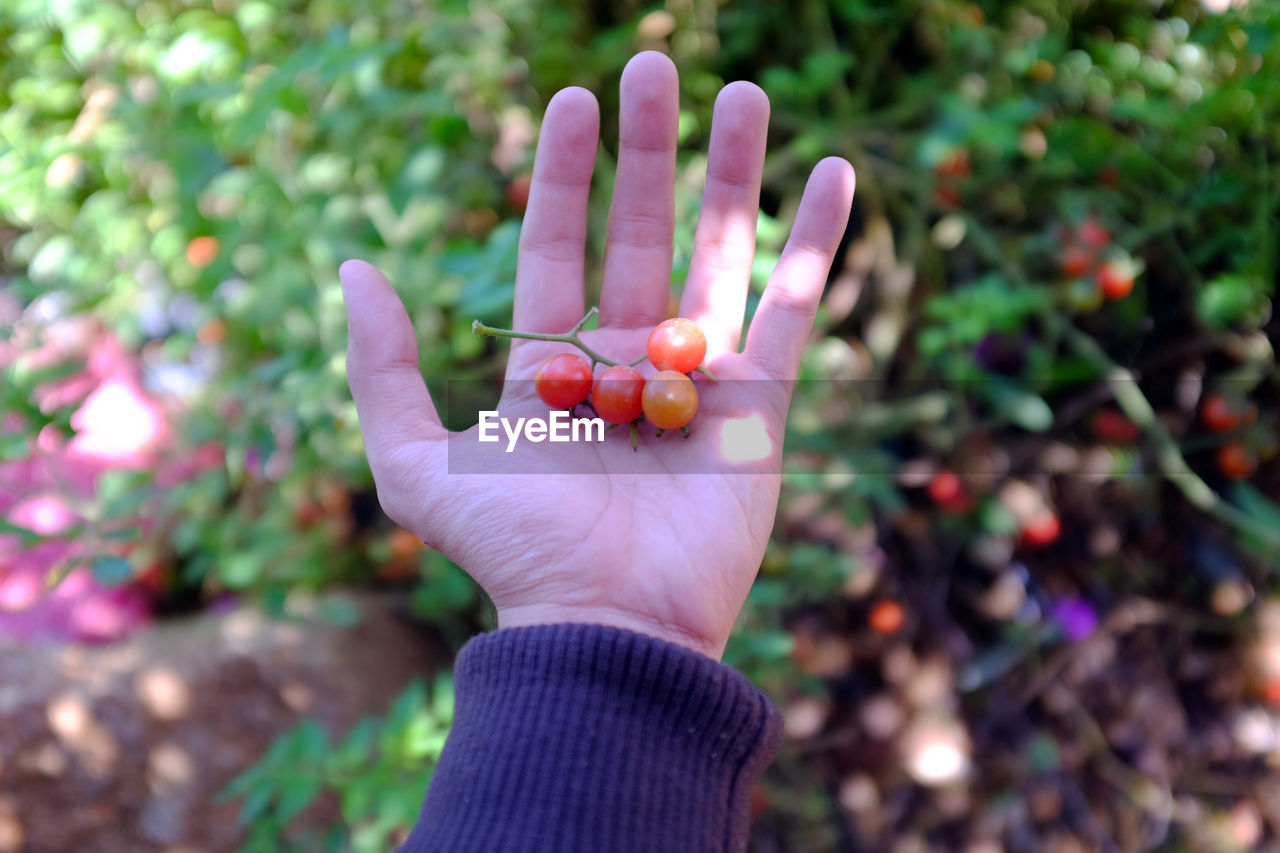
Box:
[496,603,726,661]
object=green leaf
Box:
[0,519,43,547]
[338,718,376,766]
[0,432,30,461]
[238,784,274,826]
[983,380,1054,432]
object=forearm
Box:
[399,623,781,853]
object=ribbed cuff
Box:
[399,623,782,853]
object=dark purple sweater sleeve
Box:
[398,623,782,852]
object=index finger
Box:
[512,87,600,340]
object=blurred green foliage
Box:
[3,0,1279,848]
[219,677,453,852]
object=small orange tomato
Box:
[868,599,906,635]
[389,528,424,560]
[641,370,699,430]
[186,236,219,268]
[196,318,227,344]
[1217,442,1257,479]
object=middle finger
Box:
[598,51,679,329]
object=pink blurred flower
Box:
[7,493,78,535]
[0,326,164,645]
[67,377,168,465]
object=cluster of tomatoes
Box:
[534,318,707,432]
[1058,218,1137,304]
[925,469,1062,549]
[1200,391,1264,479]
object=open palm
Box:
[340,53,854,659]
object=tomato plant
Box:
[647,318,707,374]
[535,354,593,409]
[641,370,699,430]
[591,365,645,425]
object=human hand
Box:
[339,52,854,660]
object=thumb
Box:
[339,260,447,460]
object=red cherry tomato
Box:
[927,470,972,513]
[1021,511,1061,548]
[647,318,707,374]
[1200,393,1243,433]
[505,173,532,213]
[927,470,962,504]
[1060,245,1095,278]
[1076,219,1111,249]
[1217,442,1257,479]
[591,365,645,424]
[1090,408,1140,444]
[641,370,699,430]
[1098,261,1134,300]
[535,354,593,409]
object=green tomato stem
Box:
[472,307,620,367]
